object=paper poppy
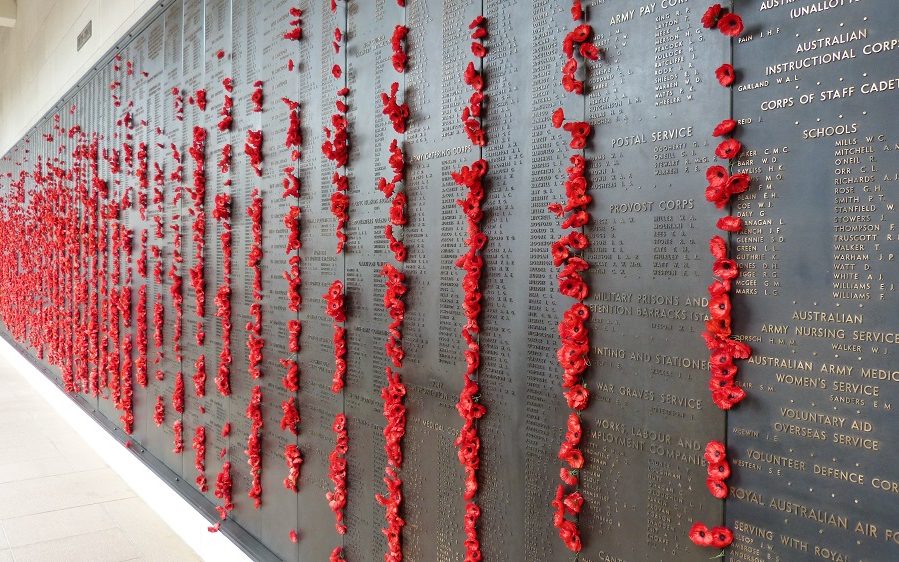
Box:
[727,173,751,195]
[715,138,742,160]
[709,235,728,259]
[718,13,744,37]
[710,526,734,548]
[716,215,744,232]
[715,64,736,87]
[704,441,727,464]
[701,4,723,29]
[689,522,713,547]
[706,477,729,499]
[712,119,737,137]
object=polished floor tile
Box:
[0,360,200,561]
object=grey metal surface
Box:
[728,1,899,561]
[0,1,897,561]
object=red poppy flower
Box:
[701,4,722,29]
[579,42,600,61]
[559,275,589,301]
[727,173,751,195]
[718,13,744,37]
[708,294,731,319]
[706,317,732,338]
[558,444,584,469]
[716,138,742,160]
[715,64,736,87]
[710,526,734,548]
[552,108,565,128]
[706,165,729,187]
[709,235,727,259]
[710,347,735,368]
[711,361,738,380]
[564,384,589,410]
[708,460,731,480]
[712,384,747,410]
[713,119,737,137]
[713,258,740,280]
[689,522,713,547]
[728,339,753,360]
[705,183,730,209]
[706,477,729,499]
[716,215,743,232]
[704,440,727,464]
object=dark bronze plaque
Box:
[728,1,899,561]
[1,0,898,561]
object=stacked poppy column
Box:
[450,13,490,562]
[279,7,305,545]
[689,2,753,553]
[547,1,599,553]
[321,2,350,560]
[375,1,411,560]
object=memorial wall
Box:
[0,1,896,561]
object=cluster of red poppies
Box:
[167,222,183,361]
[381,264,407,368]
[153,395,164,427]
[119,334,135,434]
[173,371,185,414]
[283,444,303,492]
[251,80,264,112]
[191,354,206,397]
[245,385,263,508]
[702,4,744,37]
[547,4,598,553]
[561,22,599,95]
[703,440,731,499]
[379,364,407,466]
[171,87,184,121]
[551,419,585,537]
[247,303,264,380]
[188,127,207,322]
[689,523,733,550]
[391,25,408,72]
[195,89,207,112]
[323,280,347,393]
[212,461,233,525]
[380,82,410,134]
[377,139,407,262]
[135,285,148,387]
[451,17,492,561]
[375,465,404,562]
[330,547,346,562]
[244,129,263,177]
[137,143,149,220]
[274,361,296,396]
[192,426,207,492]
[704,236,750,411]
[280,397,300,435]
[211,192,232,396]
[460,21,487,146]
[173,420,184,454]
[283,205,302,311]
[323,92,350,253]
[281,167,300,198]
[288,320,301,354]
[281,98,302,157]
[218,78,234,132]
[327,413,348,535]
[690,3,751,551]
[218,144,231,174]
[283,7,303,41]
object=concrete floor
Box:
[0,359,201,562]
